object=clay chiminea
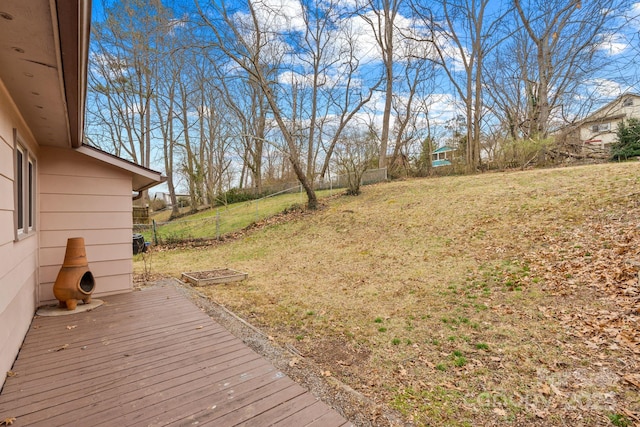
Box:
[53,237,95,310]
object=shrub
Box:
[150,198,166,212]
[611,118,640,160]
[176,196,190,208]
[214,188,268,206]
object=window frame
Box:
[591,123,610,133]
[14,130,36,240]
[623,97,634,107]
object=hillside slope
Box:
[139,163,640,426]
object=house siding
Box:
[38,146,135,303]
[0,79,40,390]
[578,95,640,148]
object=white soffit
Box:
[0,1,71,147]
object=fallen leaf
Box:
[623,374,640,390]
[1,418,16,426]
[6,371,17,378]
[66,325,77,330]
[321,370,331,377]
[550,383,566,397]
[493,408,507,416]
[196,325,204,330]
[55,344,69,352]
[539,383,551,396]
[440,383,463,391]
[289,357,299,367]
[534,409,547,419]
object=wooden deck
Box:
[0,286,351,426]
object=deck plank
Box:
[0,285,350,426]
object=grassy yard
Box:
[142,189,335,242]
[136,163,640,426]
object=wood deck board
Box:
[126,362,281,427]
[236,392,323,426]
[271,400,332,426]
[202,383,307,426]
[0,346,257,420]
[306,410,355,427]
[12,320,226,373]
[0,329,240,401]
[1,327,236,393]
[0,285,350,426]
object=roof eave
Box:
[56,0,91,148]
[75,145,166,192]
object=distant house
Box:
[153,191,173,206]
[574,93,640,150]
[432,146,456,167]
[0,0,164,389]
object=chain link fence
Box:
[134,168,387,244]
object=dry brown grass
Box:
[137,162,640,426]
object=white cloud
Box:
[598,33,628,55]
[337,10,433,64]
[248,0,306,32]
[628,2,640,28]
[588,78,625,98]
[277,70,332,87]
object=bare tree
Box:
[195,0,323,208]
[412,0,510,171]
[360,0,403,168]
[317,18,382,179]
[512,0,629,138]
[153,46,181,217]
[387,33,438,174]
[483,31,534,142]
[87,0,176,204]
[335,126,379,195]
[88,0,171,168]
[227,73,270,193]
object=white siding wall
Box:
[0,81,39,390]
[39,146,134,303]
[580,95,640,147]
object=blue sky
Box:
[88,0,640,191]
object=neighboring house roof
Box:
[432,159,452,167]
[577,93,640,127]
[433,146,456,154]
[0,1,90,148]
[582,113,626,125]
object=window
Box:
[28,159,34,229]
[591,123,610,132]
[16,146,23,231]
[14,131,35,238]
[623,97,634,107]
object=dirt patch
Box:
[299,338,372,367]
